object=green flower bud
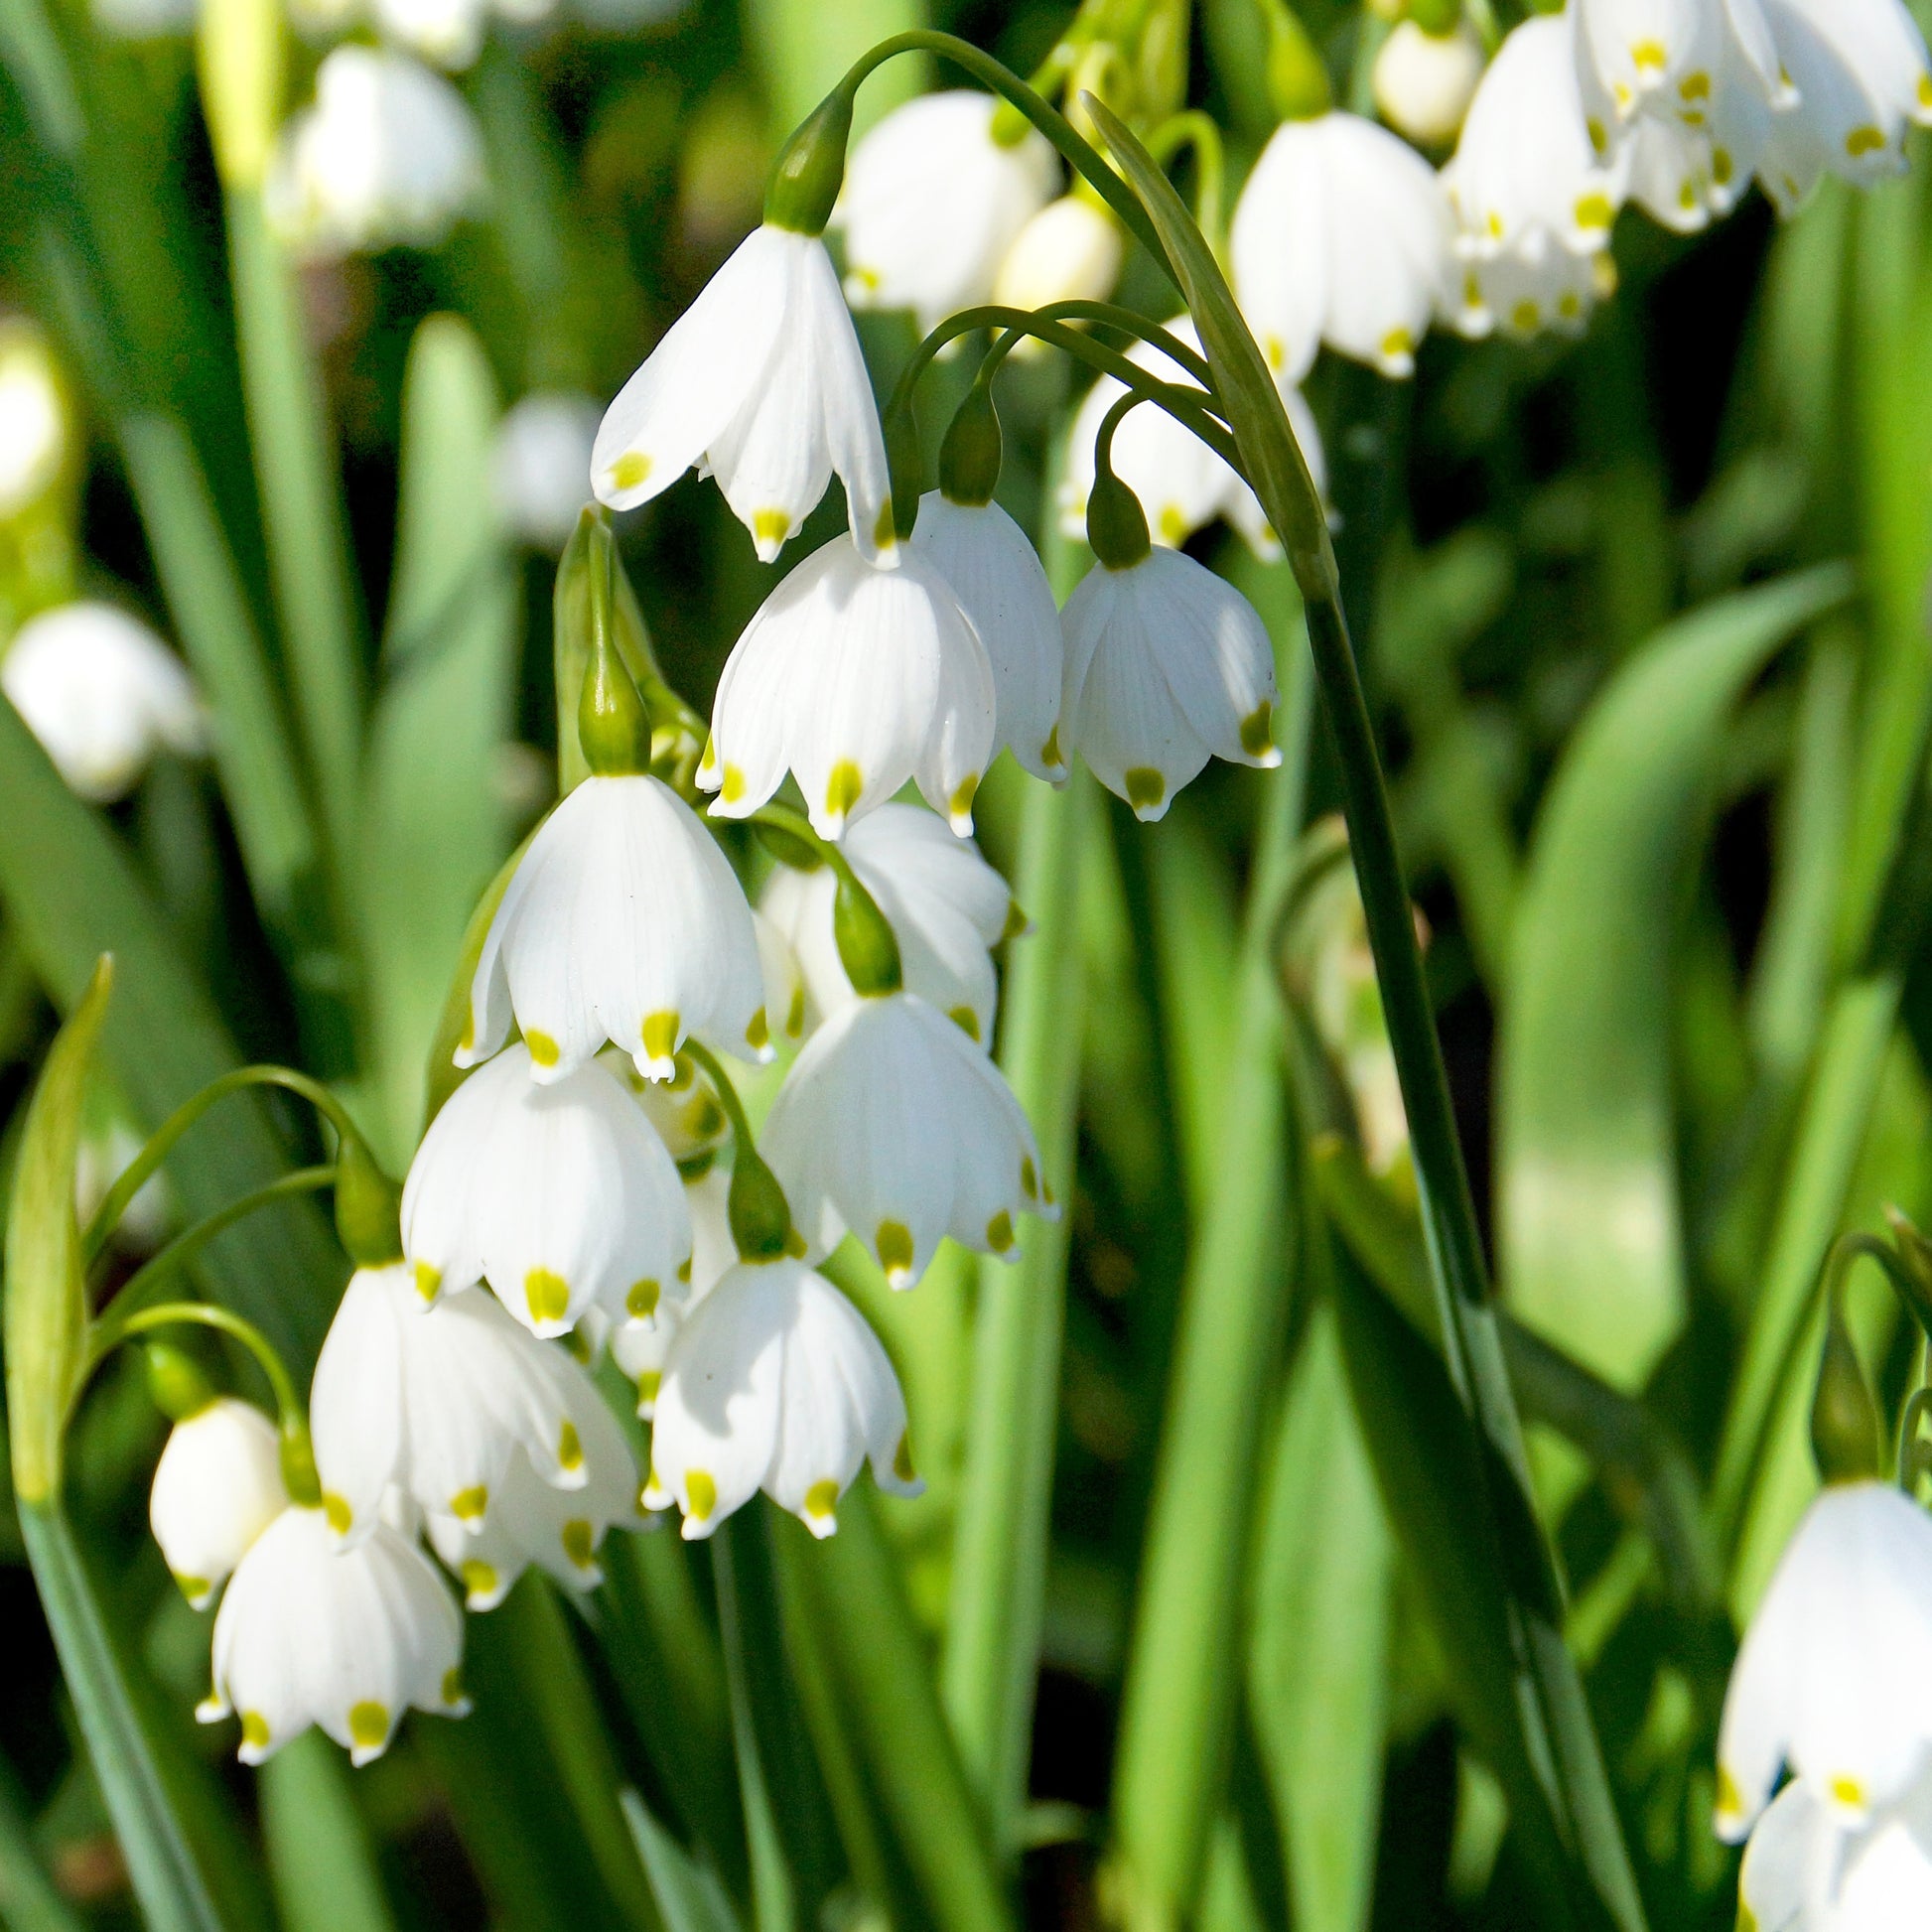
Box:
[727,1147,798,1264]
[886,403,924,543]
[1086,465,1153,570]
[1266,1,1333,120]
[764,87,854,236]
[1408,0,1463,33]
[577,532,654,778]
[335,1133,404,1269]
[145,1341,217,1424]
[555,508,660,790]
[833,870,903,997]
[939,381,1003,507]
[754,818,826,874]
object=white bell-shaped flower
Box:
[1443,14,1628,340]
[1755,0,1932,211]
[760,991,1051,1288]
[1372,21,1488,148]
[266,47,484,259]
[493,391,601,553]
[644,1257,919,1538]
[991,195,1125,321]
[2,602,204,803]
[1060,546,1282,821]
[1739,1765,1932,1930]
[199,1504,467,1766]
[370,0,486,69]
[1230,112,1450,382]
[1717,1481,1932,1841]
[699,532,997,840]
[311,1265,598,1543]
[458,772,769,1084]
[0,328,66,517]
[613,1165,736,1415]
[1058,317,1325,562]
[607,1048,733,1163]
[759,802,1017,1043]
[427,1391,640,1608]
[402,1043,691,1337]
[909,491,1065,783]
[150,1399,288,1609]
[1571,0,1786,134]
[593,224,895,565]
[834,91,1058,334]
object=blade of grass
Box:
[622,1792,746,1932]
[258,1732,398,1932]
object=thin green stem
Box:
[830,31,1171,271]
[98,1169,336,1331]
[86,1300,302,1423]
[680,1038,760,1160]
[83,1064,356,1266]
[1148,111,1226,260]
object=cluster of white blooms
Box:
[267,45,485,259]
[1717,1480,1932,1926]
[1,603,205,802]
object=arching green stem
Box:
[680,1039,798,1264]
[82,1300,319,1504]
[823,31,1173,272]
[83,1065,362,1267]
[100,1168,337,1330]
[747,803,902,994]
[1147,111,1226,261]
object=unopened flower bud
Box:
[1811,1294,1882,1485]
[992,196,1124,344]
[1085,465,1153,571]
[335,1133,404,1269]
[764,86,854,237]
[149,1394,289,1607]
[939,380,1003,508]
[1372,19,1485,148]
[1265,2,1333,121]
[831,869,903,998]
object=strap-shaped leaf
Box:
[1500,566,1854,1393]
[622,1792,744,1932]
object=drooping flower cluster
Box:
[1716,1479,1932,1925]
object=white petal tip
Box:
[632,1052,677,1083]
[443,1697,475,1718]
[802,1510,838,1540]
[348,1742,389,1769]
[196,1696,229,1725]
[679,1514,718,1541]
[237,1743,271,1766]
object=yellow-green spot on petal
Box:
[348,1702,389,1750]
[451,1485,487,1523]
[1713,148,1734,185]
[561,1519,596,1569]
[1124,767,1166,814]
[721,762,748,803]
[874,499,898,553]
[461,1560,497,1602]
[1380,328,1413,364]
[442,1668,465,1706]
[1681,107,1705,126]
[948,1005,981,1040]
[1039,726,1063,772]
[1678,180,1697,210]
[638,1370,661,1405]
[240,1712,271,1750]
[1847,124,1886,157]
[642,1010,680,1065]
[525,1029,560,1068]
[1239,700,1275,759]
[746,1007,769,1051]
[324,1492,352,1535]
[698,733,719,778]
[1021,1156,1038,1199]
[754,508,791,548]
[1587,115,1608,152]
[949,772,979,824]
[525,1268,570,1325]
[1831,1774,1867,1809]
[893,1435,916,1482]
[413,1260,442,1303]
[804,1477,840,1519]
[1158,504,1188,546]
[1559,293,1582,321]
[785,983,807,1038]
[1631,37,1665,68]
[1679,69,1710,99]
[1485,209,1503,238]
[1919,72,1932,108]
[1264,334,1286,372]
[457,1012,476,1054]
[1511,301,1540,335]
[611,452,651,492]
[558,1420,583,1470]
[986,1210,1015,1254]
[1715,1765,1744,1824]
[877,1219,915,1280]
[1574,192,1614,230]
[826,760,864,823]
[677,1255,693,1283]
[627,1279,660,1319]
[685,1468,718,1522]
[175,1573,210,1603]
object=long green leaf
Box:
[259,1732,399,1932]
[0,694,340,1371]
[1499,567,1852,1392]
[361,314,517,1166]
[622,1792,746,1932]
[0,1748,84,1932]
[1246,1303,1391,1932]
